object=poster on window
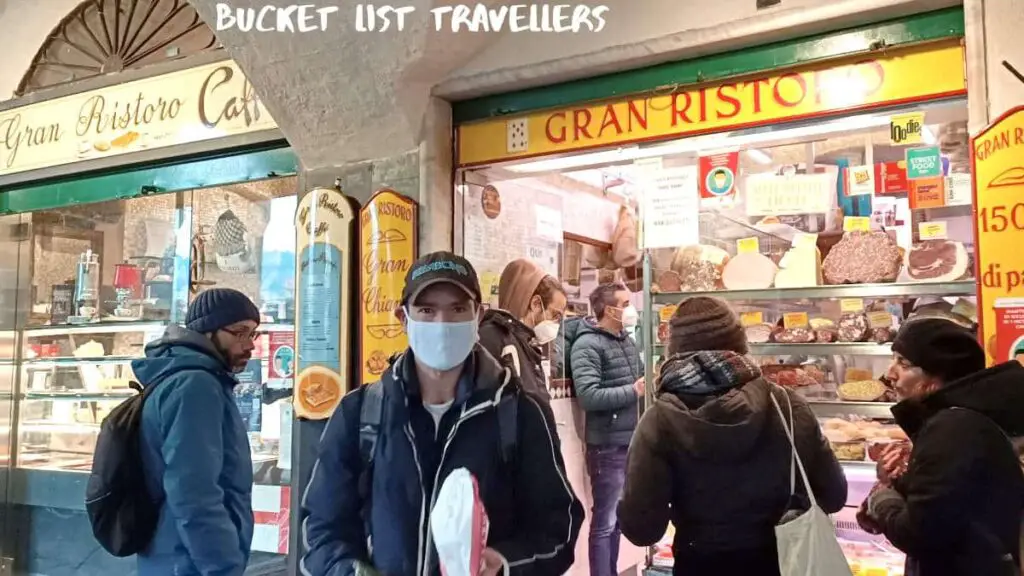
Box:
[699,152,738,205]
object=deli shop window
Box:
[456,98,974,574]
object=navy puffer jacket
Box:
[569,319,642,447]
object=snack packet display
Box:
[431,468,490,576]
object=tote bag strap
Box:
[770,386,818,510]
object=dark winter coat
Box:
[301,346,584,576]
[478,309,550,401]
[869,361,1024,576]
[569,319,642,447]
[133,326,254,576]
[618,352,847,576]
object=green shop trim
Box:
[0,146,298,214]
[452,6,964,123]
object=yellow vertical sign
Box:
[973,106,1024,366]
[359,189,418,385]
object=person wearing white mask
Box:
[570,282,644,576]
[479,258,568,401]
[302,251,583,576]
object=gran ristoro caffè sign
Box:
[0,60,278,176]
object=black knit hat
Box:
[891,317,984,383]
[668,296,748,355]
[186,288,260,334]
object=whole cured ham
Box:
[905,240,969,282]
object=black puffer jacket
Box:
[569,319,642,447]
[869,361,1024,576]
[478,309,549,401]
[618,353,847,576]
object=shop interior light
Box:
[746,148,773,164]
[503,113,892,174]
[923,126,937,145]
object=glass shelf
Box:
[23,321,168,338]
[653,342,893,356]
[809,401,895,419]
[23,391,137,401]
[651,280,976,304]
[22,356,138,367]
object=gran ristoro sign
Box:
[0,60,277,176]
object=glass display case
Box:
[3,175,299,557]
[639,100,974,575]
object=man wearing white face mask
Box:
[301,251,583,576]
[479,259,568,402]
[570,282,644,576]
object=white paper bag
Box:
[771,390,853,576]
[431,468,490,576]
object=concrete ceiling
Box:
[187,0,507,168]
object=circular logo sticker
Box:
[273,345,295,378]
[481,185,502,219]
[705,167,735,196]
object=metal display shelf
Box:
[653,342,892,356]
[810,400,895,419]
[651,280,976,304]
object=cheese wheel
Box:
[722,252,778,290]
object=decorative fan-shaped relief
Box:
[17,0,221,96]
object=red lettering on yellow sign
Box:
[457,41,963,166]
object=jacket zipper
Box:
[407,378,511,576]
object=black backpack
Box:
[85,380,160,557]
[356,366,519,520]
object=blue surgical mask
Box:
[405,314,479,372]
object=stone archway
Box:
[16,0,220,96]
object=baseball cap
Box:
[401,251,482,306]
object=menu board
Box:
[293,187,355,420]
[359,189,417,385]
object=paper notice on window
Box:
[745,173,836,216]
[534,204,563,243]
[642,166,700,249]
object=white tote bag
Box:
[770,389,853,576]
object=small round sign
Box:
[705,167,735,196]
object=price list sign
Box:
[972,106,1024,365]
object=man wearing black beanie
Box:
[859,318,1024,576]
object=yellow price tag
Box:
[840,299,865,313]
[740,311,763,326]
[792,233,819,250]
[868,311,893,328]
[659,305,678,322]
[918,221,948,240]
[737,237,760,254]
[843,217,871,232]
[783,312,809,329]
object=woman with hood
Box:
[478,259,567,401]
[617,296,847,576]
